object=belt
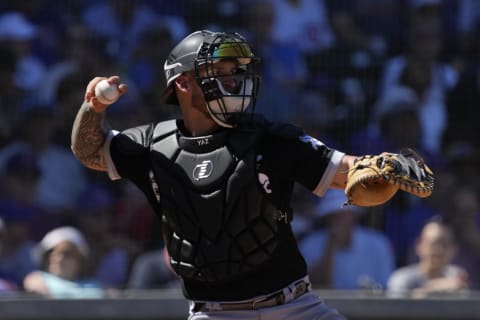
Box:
[192,278,311,312]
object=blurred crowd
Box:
[0,0,479,298]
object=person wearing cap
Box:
[299,189,395,290]
[351,85,442,169]
[71,30,415,319]
[350,85,423,156]
[0,11,47,98]
[23,226,104,298]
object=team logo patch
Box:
[299,135,324,151]
[258,172,272,194]
[193,160,213,180]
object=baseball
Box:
[95,79,119,105]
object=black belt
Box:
[192,279,310,312]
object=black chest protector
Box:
[149,120,285,284]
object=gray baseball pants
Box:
[188,292,346,320]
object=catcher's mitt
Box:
[345,148,434,207]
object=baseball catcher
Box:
[71,30,435,320]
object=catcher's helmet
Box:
[160,30,260,127]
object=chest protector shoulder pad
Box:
[149,120,283,283]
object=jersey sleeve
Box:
[105,124,154,181]
[261,123,345,196]
[291,134,344,196]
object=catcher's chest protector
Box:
[150,121,281,283]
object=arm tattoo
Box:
[71,103,110,171]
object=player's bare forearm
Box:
[72,76,126,171]
[71,102,109,171]
[330,155,358,189]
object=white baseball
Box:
[95,79,119,105]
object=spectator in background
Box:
[378,0,458,156]
[112,180,158,251]
[442,29,480,166]
[126,23,182,124]
[81,0,187,64]
[300,189,394,290]
[289,87,342,149]
[73,184,140,289]
[0,12,47,108]
[241,0,308,122]
[351,85,442,170]
[0,46,20,144]
[351,85,446,266]
[128,24,175,99]
[326,0,403,59]
[387,216,468,298]
[37,19,153,144]
[23,226,104,298]
[184,0,245,32]
[0,203,37,289]
[291,185,330,241]
[0,106,87,214]
[323,0,405,126]
[350,86,442,267]
[0,111,11,149]
[456,0,480,65]
[0,151,64,288]
[127,247,180,290]
[2,0,67,66]
[351,85,421,154]
[442,185,480,290]
[269,0,335,55]
[51,71,95,149]
[0,149,61,240]
[0,218,19,293]
[37,23,108,107]
[38,21,146,141]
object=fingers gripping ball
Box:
[95,79,119,105]
[345,148,434,207]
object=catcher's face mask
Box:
[194,35,260,128]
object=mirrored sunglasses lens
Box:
[212,43,252,61]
